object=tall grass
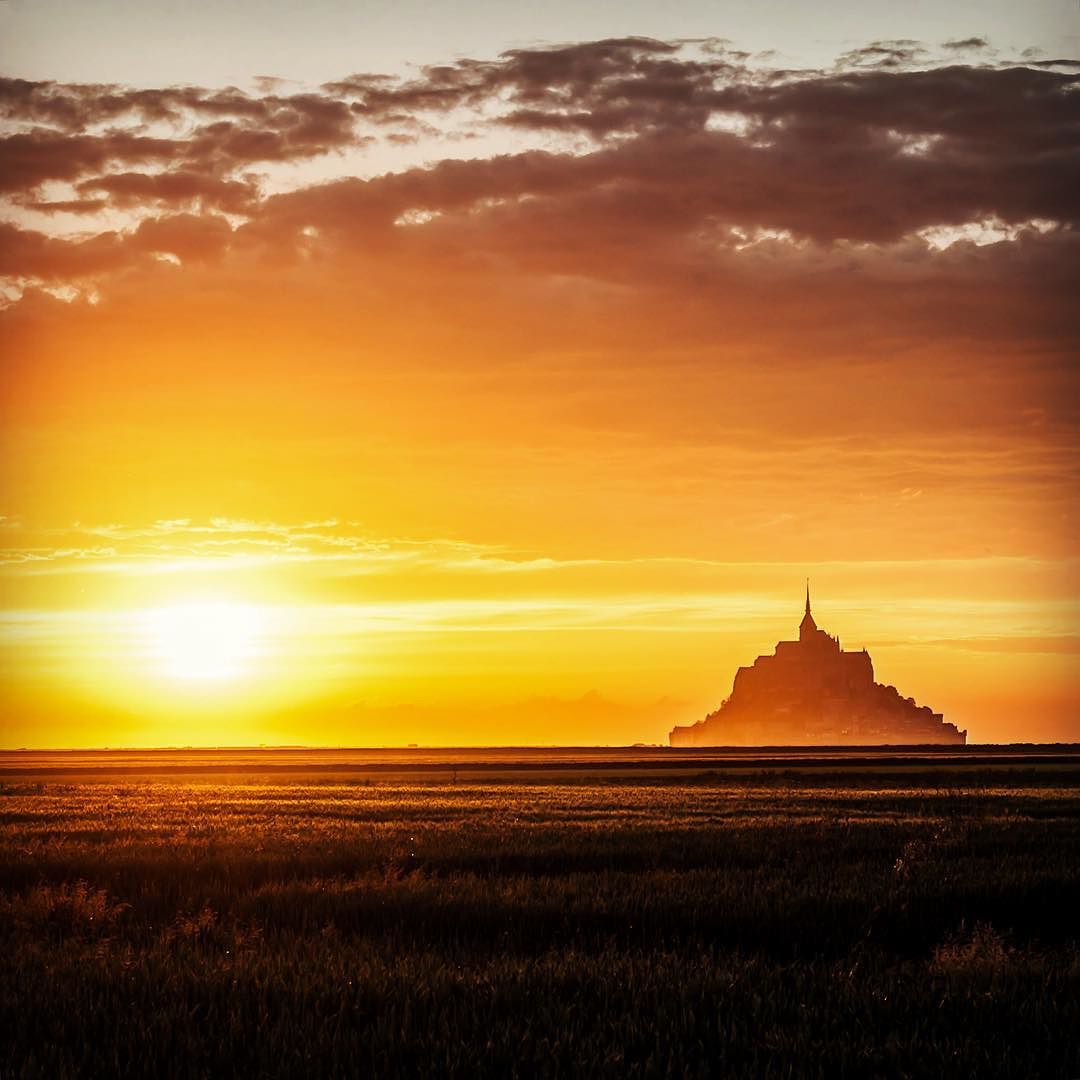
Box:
[1,771,1078,1077]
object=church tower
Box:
[799,580,817,641]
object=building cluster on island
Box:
[670,587,966,747]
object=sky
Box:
[0,2,1078,747]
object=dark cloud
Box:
[326,37,735,138]
[0,78,353,137]
[253,56,1080,253]
[1,37,1077,347]
[1025,59,1080,72]
[75,170,256,213]
[836,40,928,69]
[0,214,232,283]
[0,129,182,192]
[19,198,108,215]
[130,213,233,263]
[942,37,990,51]
[0,221,128,281]
[0,79,364,204]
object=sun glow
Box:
[142,600,265,683]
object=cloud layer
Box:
[2,39,1077,314]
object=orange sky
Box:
[1,30,1077,747]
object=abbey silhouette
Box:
[670,585,966,746]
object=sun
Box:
[142,600,264,683]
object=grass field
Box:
[2,748,1078,1078]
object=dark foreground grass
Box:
[1,770,1078,1078]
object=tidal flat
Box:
[1,748,1078,1078]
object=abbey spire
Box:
[799,579,817,639]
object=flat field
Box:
[1,747,1078,1078]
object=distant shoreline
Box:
[3,743,1077,754]
[2,743,1078,783]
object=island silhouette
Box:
[671,585,966,746]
